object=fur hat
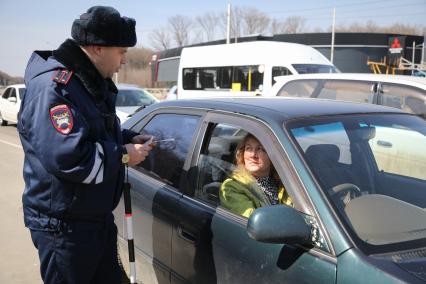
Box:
[71,6,136,47]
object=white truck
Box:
[0,84,25,125]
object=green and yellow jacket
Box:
[219,167,293,218]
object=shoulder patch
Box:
[52,69,73,85]
[50,104,73,134]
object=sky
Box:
[0,0,425,77]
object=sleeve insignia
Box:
[52,69,73,84]
[49,104,73,134]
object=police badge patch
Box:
[49,104,73,134]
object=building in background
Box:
[150,33,425,87]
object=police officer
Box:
[18,6,152,284]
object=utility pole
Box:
[226,1,231,44]
[330,7,336,64]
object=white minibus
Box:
[177,41,338,99]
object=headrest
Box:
[305,144,340,165]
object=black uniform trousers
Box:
[30,215,121,284]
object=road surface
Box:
[0,125,41,283]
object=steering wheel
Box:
[331,183,362,205]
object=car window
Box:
[292,64,338,74]
[368,125,426,180]
[316,80,374,103]
[195,123,245,205]
[291,121,352,164]
[272,67,292,85]
[18,88,26,100]
[136,113,200,188]
[277,80,319,98]
[116,89,156,107]
[2,88,11,99]
[9,88,17,99]
[379,83,426,116]
[288,114,426,247]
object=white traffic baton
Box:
[123,169,137,284]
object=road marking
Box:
[0,139,22,149]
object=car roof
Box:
[5,84,26,89]
[151,97,405,121]
[273,73,426,89]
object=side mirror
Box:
[8,97,17,103]
[247,205,312,245]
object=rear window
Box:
[292,64,338,74]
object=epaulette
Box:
[52,69,73,85]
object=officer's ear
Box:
[91,45,104,56]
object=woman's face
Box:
[243,137,271,177]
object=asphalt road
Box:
[0,125,41,283]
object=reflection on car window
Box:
[368,125,426,180]
[291,122,351,164]
[116,89,156,107]
[288,114,426,246]
[137,114,200,188]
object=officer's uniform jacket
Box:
[18,39,137,231]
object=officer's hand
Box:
[131,134,153,145]
[125,143,153,166]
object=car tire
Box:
[0,112,7,126]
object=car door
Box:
[115,109,203,284]
[171,112,337,283]
[377,82,426,117]
[1,87,13,121]
[8,87,20,123]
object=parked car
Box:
[114,97,426,283]
[268,73,426,118]
[0,84,25,126]
[116,84,158,122]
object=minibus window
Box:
[272,67,292,85]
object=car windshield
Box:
[287,113,426,251]
[116,89,156,107]
[292,64,338,74]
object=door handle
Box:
[177,226,197,244]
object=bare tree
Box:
[168,15,192,47]
[150,28,171,51]
[281,16,306,34]
[196,12,219,42]
[271,19,283,35]
[191,29,205,45]
[241,7,270,35]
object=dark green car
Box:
[115,97,426,283]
